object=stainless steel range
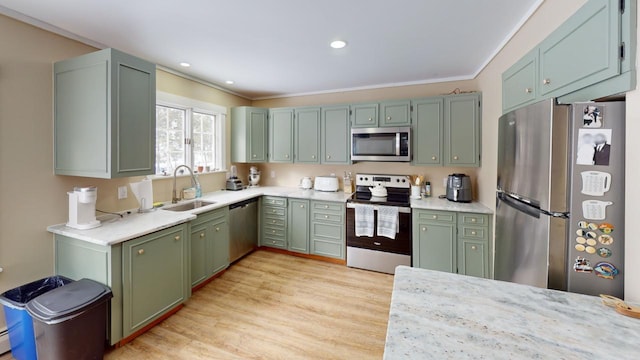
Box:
[346,174,412,274]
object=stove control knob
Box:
[402,179,406,182]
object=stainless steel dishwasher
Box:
[228,197,258,263]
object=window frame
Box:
[155,91,226,175]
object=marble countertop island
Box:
[384,266,640,359]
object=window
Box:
[155,92,226,175]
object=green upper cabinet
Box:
[287,199,310,254]
[54,48,156,178]
[269,108,294,163]
[412,98,443,166]
[321,105,351,164]
[502,49,538,113]
[444,93,481,167]
[380,100,411,127]
[294,107,321,164]
[230,107,268,163]
[351,103,379,127]
[539,0,621,98]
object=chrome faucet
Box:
[172,165,198,203]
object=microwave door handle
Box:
[396,133,401,156]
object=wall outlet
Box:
[270,170,276,178]
[118,186,128,199]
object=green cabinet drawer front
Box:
[312,201,344,213]
[459,213,489,226]
[123,226,187,336]
[311,240,343,259]
[190,225,208,286]
[288,199,309,253]
[539,0,620,97]
[262,236,286,249]
[269,108,294,162]
[414,210,456,224]
[445,94,481,167]
[412,98,443,165]
[264,226,286,238]
[458,239,489,278]
[502,50,538,112]
[312,212,343,224]
[311,222,343,242]
[264,207,286,217]
[264,217,286,227]
[352,103,379,127]
[460,226,487,240]
[210,219,230,274]
[321,105,350,164]
[295,107,321,163]
[413,221,456,272]
[381,100,411,127]
[263,197,287,207]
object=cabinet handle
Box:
[432,215,437,219]
[374,242,381,246]
[368,117,373,121]
[271,240,276,244]
[272,220,277,224]
[215,227,220,232]
[471,218,477,223]
[273,210,277,213]
[324,215,329,219]
[453,156,459,160]
[524,88,532,93]
[471,245,477,251]
[543,78,551,85]
[431,156,437,160]
[272,230,276,234]
[422,227,427,232]
[312,155,316,159]
[285,154,289,158]
[252,154,257,158]
[326,155,331,159]
[174,235,181,241]
[200,232,205,238]
[138,249,145,255]
[324,205,329,209]
[471,231,477,236]
[386,116,391,120]
[300,204,304,208]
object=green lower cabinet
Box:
[261,196,288,249]
[287,199,310,253]
[412,210,492,279]
[122,225,189,338]
[310,201,346,259]
[458,239,489,279]
[190,207,230,288]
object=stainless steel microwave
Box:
[351,127,411,162]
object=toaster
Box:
[314,176,339,192]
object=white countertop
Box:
[384,266,640,359]
[410,197,493,214]
[47,186,352,246]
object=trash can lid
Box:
[0,275,73,310]
[26,279,112,323]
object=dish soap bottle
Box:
[424,181,431,197]
[194,173,202,198]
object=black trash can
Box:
[26,279,112,360]
[0,276,73,360]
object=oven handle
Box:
[346,203,411,214]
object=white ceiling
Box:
[0,0,542,99]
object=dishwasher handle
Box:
[229,197,259,210]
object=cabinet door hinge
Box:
[620,0,625,14]
[184,138,192,145]
[620,42,625,60]
[410,105,414,112]
[349,110,353,116]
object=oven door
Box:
[345,205,412,255]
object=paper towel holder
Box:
[137,198,157,213]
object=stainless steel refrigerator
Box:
[495,98,625,298]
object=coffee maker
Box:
[67,186,101,229]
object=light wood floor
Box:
[2,250,394,359]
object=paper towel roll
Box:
[130,177,153,210]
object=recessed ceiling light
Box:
[179,62,191,67]
[225,80,235,85]
[330,40,347,49]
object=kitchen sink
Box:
[163,200,216,212]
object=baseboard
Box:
[0,328,10,355]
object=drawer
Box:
[311,222,343,242]
[312,212,344,224]
[263,196,287,207]
[459,213,489,226]
[191,207,228,227]
[312,201,344,213]
[459,226,488,240]
[413,210,455,224]
[264,217,285,227]
[263,226,286,238]
[311,240,343,259]
[262,236,286,249]
[263,206,286,217]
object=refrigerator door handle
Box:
[497,190,569,219]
